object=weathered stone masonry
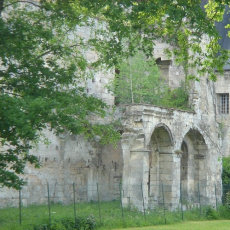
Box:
[121,104,222,210]
[0,21,225,209]
[0,88,223,210]
[0,61,223,210]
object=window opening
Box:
[220,94,229,114]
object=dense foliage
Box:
[111,52,189,109]
[0,0,123,189]
[111,52,166,105]
[222,157,230,184]
[81,0,230,79]
[161,86,189,109]
[34,217,95,230]
[0,0,229,189]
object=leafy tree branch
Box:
[0,0,229,189]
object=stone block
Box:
[162,184,172,192]
[159,174,173,181]
[159,167,173,174]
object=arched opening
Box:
[148,124,173,207]
[181,129,208,204]
[180,141,189,200]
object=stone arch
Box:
[180,128,208,204]
[148,123,174,207]
[180,141,189,200]
[147,123,174,148]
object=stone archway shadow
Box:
[148,123,174,208]
[180,128,208,205]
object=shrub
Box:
[161,86,189,109]
[222,157,230,184]
[33,216,96,230]
[218,205,230,219]
[205,206,219,220]
[75,215,95,230]
[225,190,230,208]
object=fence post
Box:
[47,182,51,224]
[19,189,22,226]
[141,183,146,221]
[97,183,102,225]
[198,183,201,216]
[215,184,218,210]
[161,183,166,224]
[73,183,77,225]
[119,182,124,226]
[180,183,184,220]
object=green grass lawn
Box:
[114,220,230,230]
[0,201,230,229]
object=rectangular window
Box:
[220,94,229,114]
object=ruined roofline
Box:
[119,103,195,114]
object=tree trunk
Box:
[129,56,134,104]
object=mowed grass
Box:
[114,220,230,230]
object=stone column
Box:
[121,133,132,207]
[129,149,150,211]
[172,151,183,209]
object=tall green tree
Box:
[111,52,189,109]
[82,0,230,80]
[0,0,122,189]
[0,0,229,189]
[112,52,166,105]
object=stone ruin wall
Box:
[0,130,123,207]
[120,41,223,210]
[214,71,230,157]
[121,104,222,211]
[153,41,185,89]
[0,30,225,209]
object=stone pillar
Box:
[194,154,207,205]
[172,151,183,209]
[129,149,150,211]
[158,152,173,208]
[121,133,132,207]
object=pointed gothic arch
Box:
[148,124,174,207]
[180,128,208,204]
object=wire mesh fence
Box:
[0,181,229,229]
